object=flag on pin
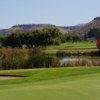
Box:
[97,34,100,50]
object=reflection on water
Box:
[59,57,100,65]
[60,57,100,62]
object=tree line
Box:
[84,28,100,40]
[0,27,81,48]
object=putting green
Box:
[0,72,100,100]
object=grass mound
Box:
[0,67,100,85]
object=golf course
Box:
[0,41,100,100]
[0,67,100,100]
[45,42,98,55]
[1,0,100,100]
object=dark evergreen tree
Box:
[2,30,25,48]
[88,28,100,39]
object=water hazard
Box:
[59,57,100,66]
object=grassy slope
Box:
[0,67,100,100]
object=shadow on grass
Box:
[56,50,100,57]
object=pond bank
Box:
[47,50,100,57]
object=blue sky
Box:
[0,0,100,29]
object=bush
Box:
[56,51,66,56]
[0,48,28,70]
[0,48,60,70]
[60,58,100,67]
[25,52,59,68]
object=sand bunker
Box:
[0,76,22,80]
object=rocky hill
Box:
[2,24,80,35]
[0,29,8,34]
[70,17,100,37]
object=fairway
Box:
[0,67,100,100]
[46,42,97,50]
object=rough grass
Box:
[0,67,100,100]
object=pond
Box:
[59,56,100,66]
[60,57,100,62]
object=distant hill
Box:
[2,24,80,35]
[58,26,79,33]
[70,17,100,37]
[3,24,56,35]
[74,23,86,27]
[0,29,8,34]
[0,21,90,36]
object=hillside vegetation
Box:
[71,17,100,37]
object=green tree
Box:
[65,34,73,42]
[24,31,34,48]
[88,28,100,39]
[2,30,25,48]
[84,34,87,40]
[48,27,60,38]
[71,33,81,41]
[41,27,61,46]
[59,32,66,43]
[0,34,4,44]
[33,30,42,47]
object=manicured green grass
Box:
[46,42,97,49]
[45,42,98,55]
[0,67,100,100]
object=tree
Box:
[2,35,9,47]
[48,27,60,38]
[64,33,81,42]
[0,34,4,44]
[59,32,66,43]
[52,37,61,45]
[33,30,42,47]
[88,28,100,39]
[23,31,34,48]
[2,27,62,48]
[71,33,81,41]
[41,27,61,46]
[65,34,73,42]
[2,30,25,48]
[84,34,87,40]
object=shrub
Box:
[92,60,98,66]
[0,48,28,70]
[81,59,88,66]
[25,52,59,68]
[60,58,100,67]
[56,51,66,56]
